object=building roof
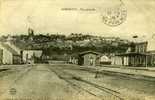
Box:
[0,43,19,55]
[116,52,151,56]
[147,50,155,54]
[134,41,148,45]
[129,36,147,43]
[79,51,101,56]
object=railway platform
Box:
[80,65,155,80]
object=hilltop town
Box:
[0,28,154,67]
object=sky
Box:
[0,0,155,41]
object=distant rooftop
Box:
[79,51,101,56]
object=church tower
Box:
[28,28,34,41]
[28,28,34,37]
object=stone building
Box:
[0,42,22,64]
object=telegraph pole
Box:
[146,55,148,68]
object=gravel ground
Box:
[0,65,100,100]
[0,64,155,100]
[62,67,155,100]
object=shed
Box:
[78,51,101,66]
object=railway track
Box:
[51,65,155,82]
[49,67,124,100]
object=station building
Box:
[112,40,155,67]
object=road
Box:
[0,64,155,100]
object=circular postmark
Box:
[101,4,127,27]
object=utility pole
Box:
[146,55,148,68]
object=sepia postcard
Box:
[0,0,155,100]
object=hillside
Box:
[0,33,131,56]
